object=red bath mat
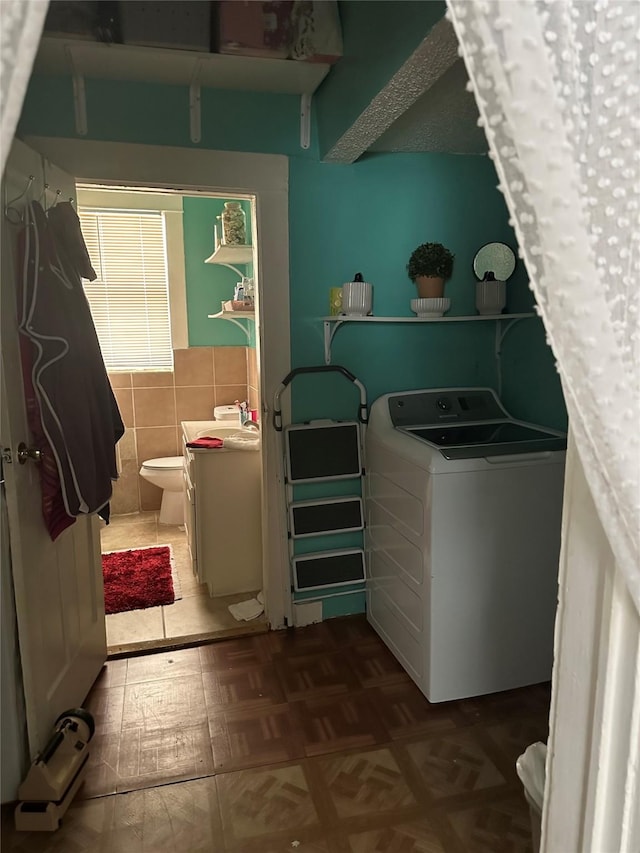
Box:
[102,545,180,615]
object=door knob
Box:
[17,443,42,465]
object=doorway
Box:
[2,137,291,765]
[101,514,267,655]
[75,182,268,654]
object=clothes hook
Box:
[51,189,62,208]
[40,183,50,211]
[4,174,35,224]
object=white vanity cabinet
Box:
[181,421,262,598]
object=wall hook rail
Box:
[4,175,35,223]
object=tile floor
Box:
[101,512,267,654]
[1,616,549,852]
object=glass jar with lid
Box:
[221,201,247,246]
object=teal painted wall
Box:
[19,76,319,159]
[18,80,566,428]
[17,71,566,620]
[285,150,566,618]
[317,1,446,156]
[288,152,566,431]
[182,196,254,346]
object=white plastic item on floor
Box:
[516,741,546,852]
[227,597,264,621]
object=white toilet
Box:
[139,456,184,525]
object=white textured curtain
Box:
[0,0,49,177]
[446,0,639,611]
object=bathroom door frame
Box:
[24,136,293,630]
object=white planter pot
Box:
[342,280,373,315]
[476,280,506,315]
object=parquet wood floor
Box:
[2,616,548,852]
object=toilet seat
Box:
[141,456,183,470]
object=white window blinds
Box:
[79,208,173,372]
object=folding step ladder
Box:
[273,365,368,627]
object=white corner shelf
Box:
[34,37,330,95]
[204,244,253,265]
[205,244,253,277]
[322,313,537,364]
[208,304,255,341]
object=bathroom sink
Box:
[181,420,243,444]
[195,427,242,438]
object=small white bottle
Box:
[242,276,254,305]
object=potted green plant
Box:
[407,242,455,298]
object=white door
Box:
[1,138,106,760]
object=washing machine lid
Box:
[402,421,567,459]
[385,388,566,460]
[142,456,184,469]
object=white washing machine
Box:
[365,387,566,703]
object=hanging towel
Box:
[47,201,97,283]
[186,437,224,449]
[19,201,124,523]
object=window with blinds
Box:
[79,208,173,372]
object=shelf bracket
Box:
[189,61,202,144]
[66,47,87,136]
[208,313,252,341]
[324,313,536,366]
[218,262,246,278]
[495,316,525,358]
[300,93,312,150]
[218,316,251,341]
[323,319,343,364]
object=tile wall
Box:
[109,346,255,514]
[247,346,259,412]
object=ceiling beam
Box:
[323,16,459,164]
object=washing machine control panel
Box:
[388,388,506,428]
